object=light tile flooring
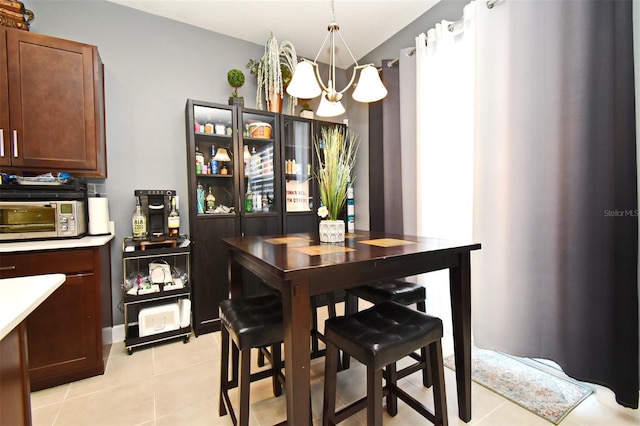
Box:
[31,308,640,426]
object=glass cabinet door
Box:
[192,104,236,215]
[281,116,318,234]
[282,118,314,213]
[241,111,278,214]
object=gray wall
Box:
[26,0,467,327]
[29,0,268,325]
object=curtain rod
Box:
[388,0,501,64]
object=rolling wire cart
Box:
[121,236,191,354]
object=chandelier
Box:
[286,0,388,117]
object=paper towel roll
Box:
[88,197,110,235]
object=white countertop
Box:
[0,222,115,253]
[0,273,66,340]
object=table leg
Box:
[282,280,312,425]
[228,257,243,298]
[450,251,472,422]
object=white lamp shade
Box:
[213,148,231,162]
[316,93,345,117]
[352,65,388,103]
[286,61,322,99]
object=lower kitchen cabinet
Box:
[0,244,112,391]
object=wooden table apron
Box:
[224,233,479,425]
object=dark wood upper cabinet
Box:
[0,27,106,177]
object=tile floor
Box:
[31,306,640,426]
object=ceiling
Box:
[106,0,440,68]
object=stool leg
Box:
[257,346,266,367]
[322,341,340,426]
[385,362,398,416]
[239,347,252,426]
[341,294,358,369]
[219,325,230,416]
[367,367,384,425]
[430,340,448,426]
[416,300,434,388]
[231,341,239,384]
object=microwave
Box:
[0,200,87,241]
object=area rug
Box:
[444,347,593,424]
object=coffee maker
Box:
[134,189,175,240]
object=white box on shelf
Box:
[178,298,191,328]
[138,303,180,337]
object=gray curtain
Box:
[472,0,638,408]
[368,60,403,233]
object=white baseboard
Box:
[111,324,125,343]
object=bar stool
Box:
[322,301,448,426]
[256,292,340,367]
[344,280,431,386]
[219,294,284,426]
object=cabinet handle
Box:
[12,130,18,157]
[0,265,17,271]
[0,129,4,157]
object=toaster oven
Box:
[0,182,88,241]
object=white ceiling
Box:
[106,0,440,68]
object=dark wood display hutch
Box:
[185,100,347,335]
[0,27,109,395]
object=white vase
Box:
[319,220,345,243]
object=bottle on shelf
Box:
[347,182,355,232]
[168,196,180,237]
[195,148,204,174]
[245,186,253,213]
[205,186,216,212]
[132,196,147,239]
[210,145,219,174]
[196,183,205,214]
[244,145,251,176]
[253,188,262,211]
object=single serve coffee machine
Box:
[134,189,175,240]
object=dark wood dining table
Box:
[223,230,481,425]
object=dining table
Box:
[223,230,481,425]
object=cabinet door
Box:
[0,248,107,391]
[5,28,105,176]
[241,109,282,237]
[0,29,9,167]
[189,102,238,215]
[185,100,241,335]
[25,272,98,390]
[282,116,317,233]
[189,217,236,335]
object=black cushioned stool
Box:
[219,294,284,426]
[344,280,431,387]
[322,301,448,426]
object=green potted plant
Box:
[246,32,297,115]
[314,126,359,243]
[227,69,245,107]
[300,102,314,119]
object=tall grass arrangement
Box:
[314,126,359,221]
